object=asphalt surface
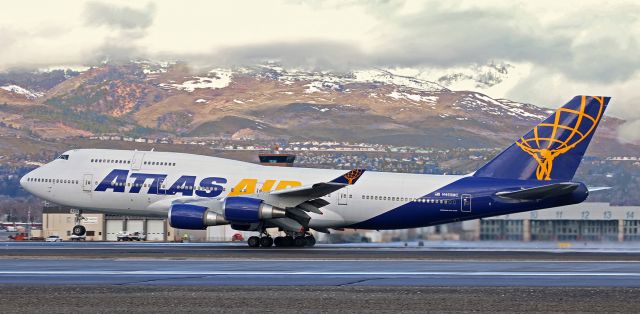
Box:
[3,241,640,261]
[2,286,639,313]
[1,258,640,287]
[2,242,639,312]
[2,242,640,287]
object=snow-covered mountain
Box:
[0,85,42,99]
[0,60,633,154]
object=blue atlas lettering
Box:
[164,175,197,196]
[94,169,129,192]
[195,177,227,197]
[129,173,165,193]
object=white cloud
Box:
[0,0,637,142]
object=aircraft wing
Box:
[151,169,366,232]
[271,169,365,198]
[257,168,366,210]
[156,168,366,215]
[495,182,580,200]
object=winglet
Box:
[331,169,366,185]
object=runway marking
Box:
[108,258,640,263]
[2,271,640,276]
[6,249,640,256]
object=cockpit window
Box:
[57,154,69,160]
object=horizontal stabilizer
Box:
[588,186,611,192]
[495,182,580,200]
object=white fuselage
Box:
[20,149,464,229]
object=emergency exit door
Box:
[338,188,349,205]
[131,151,144,170]
[82,174,93,192]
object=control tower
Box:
[258,145,296,167]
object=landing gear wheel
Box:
[304,236,316,247]
[260,237,273,247]
[72,225,86,236]
[294,236,307,247]
[248,236,260,248]
[275,236,292,247]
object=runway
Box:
[3,241,640,260]
[2,242,640,287]
[1,258,640,287]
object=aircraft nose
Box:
[19,175,26,188]
[20,168,37,192]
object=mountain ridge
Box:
[0,61,636,155]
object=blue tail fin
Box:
[474,96,610,181]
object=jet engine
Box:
[168,204,229,230]
[223,197,286,222]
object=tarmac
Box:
[2,241,640,287]
[2,241,639,312]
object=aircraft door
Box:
[149,176,165,196]
[131,152,144,170]
[461,194,472,212]
[82,174,93,192]
[338,188,348,205]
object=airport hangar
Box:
[40,201,640,242]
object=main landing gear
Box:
[247,230,315,248]
[71,209,86,236]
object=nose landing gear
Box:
[72,225,86,236]
[71,209,87,236]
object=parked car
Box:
[117,231,146,241]
[45,235,63,242]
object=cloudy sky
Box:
[1,0,638,142]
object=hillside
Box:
[0,61,637,155]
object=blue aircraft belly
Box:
[348,177,588,230]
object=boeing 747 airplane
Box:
[20,96,609,247]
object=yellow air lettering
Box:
[275,180,302,190]
[259,180,276,192]
[229,179,257,196]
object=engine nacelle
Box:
[224,197,286,223]
[168,204,229,230]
